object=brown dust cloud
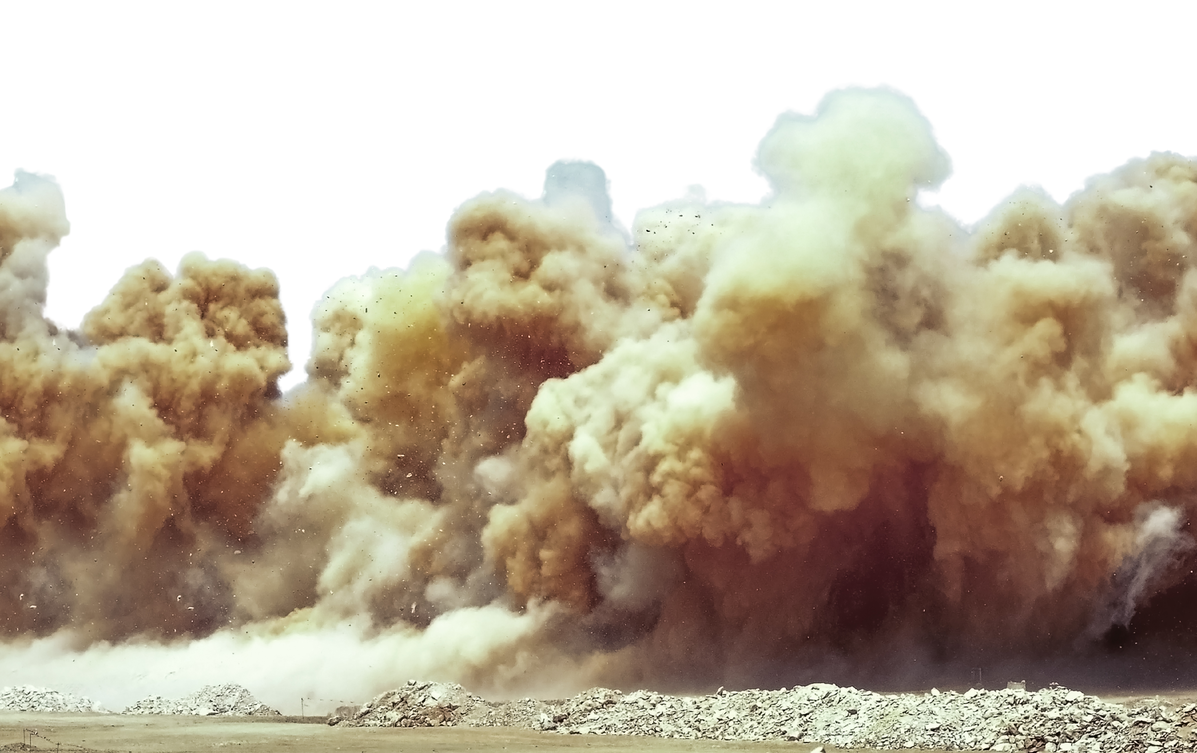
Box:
[3,88,1197,710]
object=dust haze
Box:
[5,88,1197,712]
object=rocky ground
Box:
[336,679,1197,752]
[7,677,1197,751]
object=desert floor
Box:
[4,691,1194,753]
[0,712,860,753]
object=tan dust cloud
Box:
[5,87,1197,707]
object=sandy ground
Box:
[6,691,1197,753]
[0,713,858,753]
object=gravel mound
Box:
[0,685,105,713]
[338,681,1197,751]
[123,683,279,716]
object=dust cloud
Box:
[6,88,1197,711]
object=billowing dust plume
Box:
[7,88,1197,705]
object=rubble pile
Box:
[328,681,483,727]
[540,685,1197,751]
[466,695,561,730]
[339,682,1197,751]
[123,684,279,716]
[0,685,105,713]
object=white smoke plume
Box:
[1091,505,1195,634]
[5,87,1197,710]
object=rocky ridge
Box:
[0,685,105,713]
[336,680,1197,752]
[123,684,279,716]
